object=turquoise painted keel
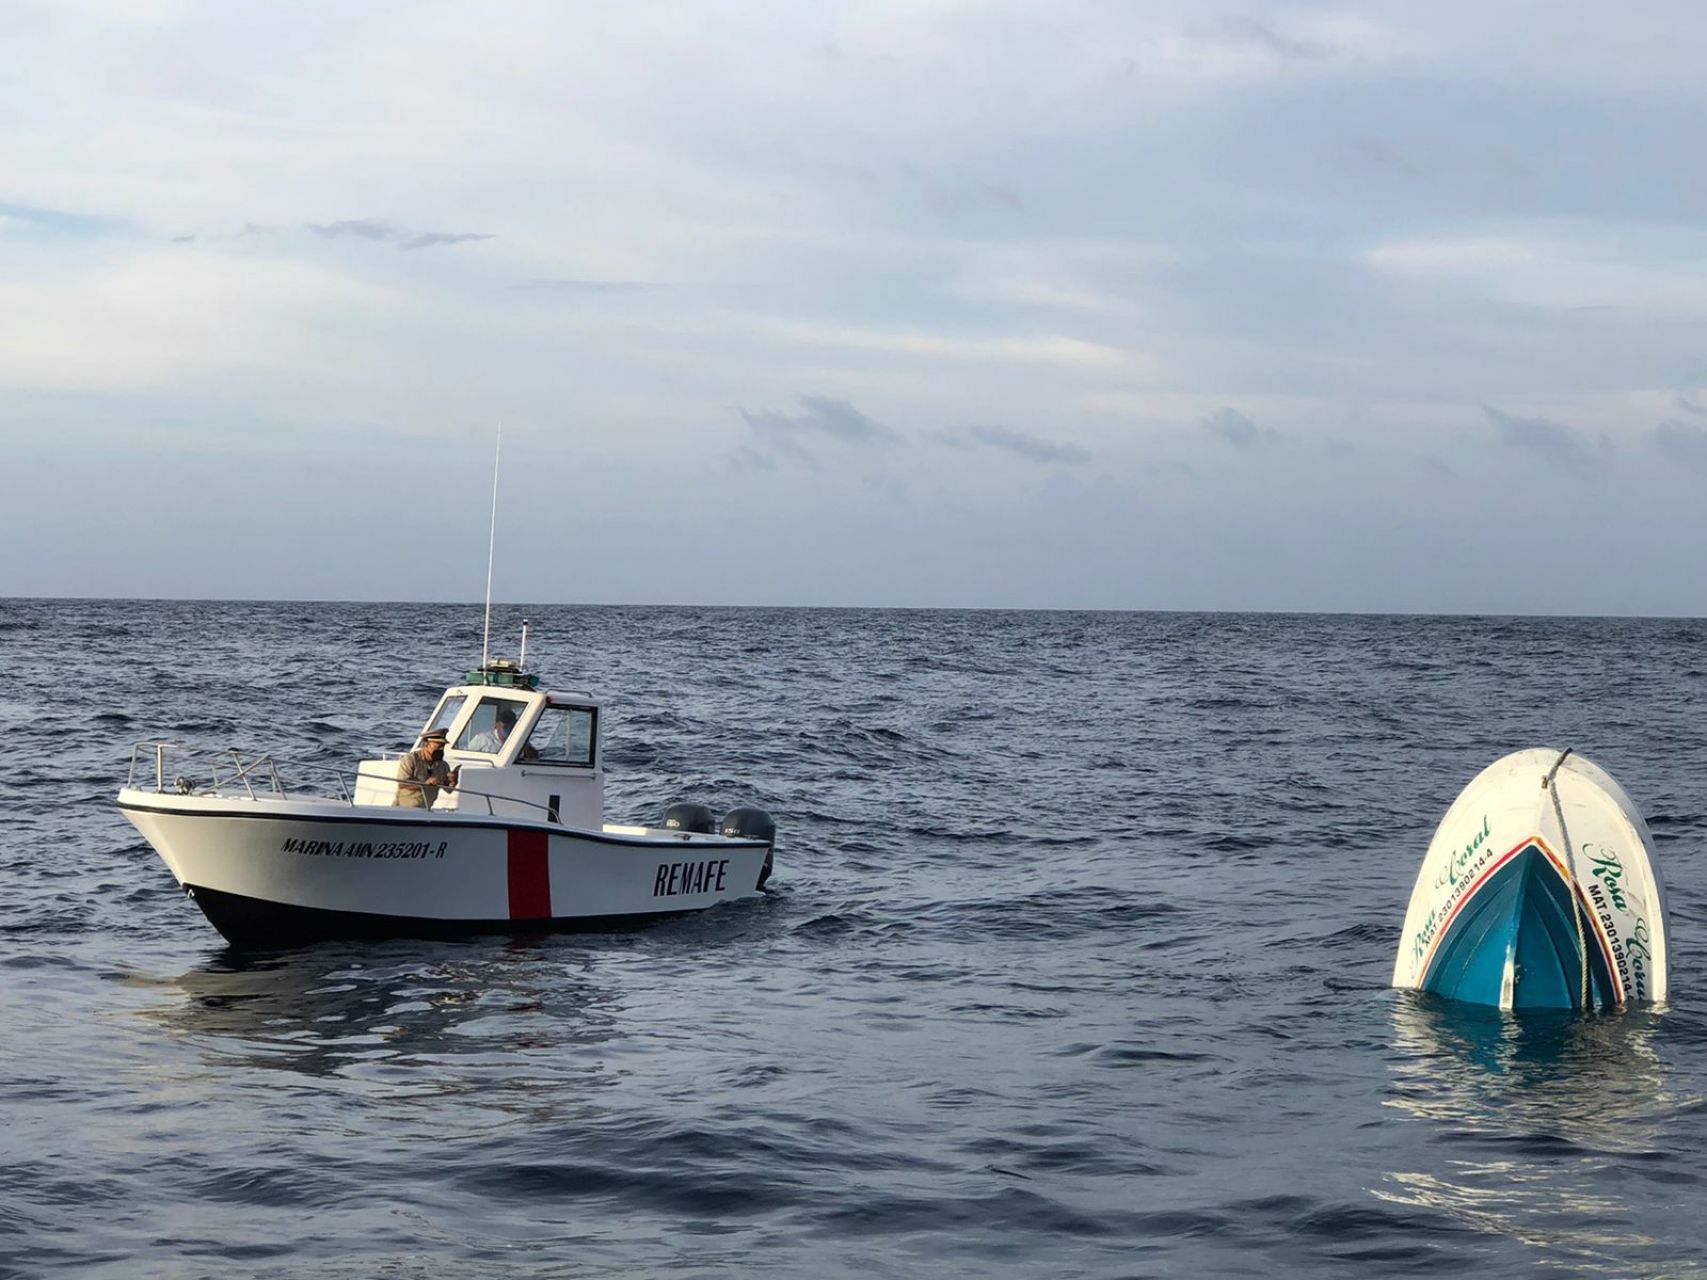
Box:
[1422,843,1616,1010]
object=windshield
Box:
[453,696,532,755]
[422,695,467,741]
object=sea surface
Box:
[3,600,1705,1278]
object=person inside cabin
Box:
[464,705,540,759]
[395,728,459,808]
[465,707,517,754]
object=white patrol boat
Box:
[118,658,777,947]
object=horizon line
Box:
[3,594,1703,623]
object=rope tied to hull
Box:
[1542,748,1591,1010]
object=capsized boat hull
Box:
[1393,749,1669,1011]
[1420,841,1619,1010]
[119,790,771,947]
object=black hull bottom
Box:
[184,885,695,949]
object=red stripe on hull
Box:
[507,829,552,919]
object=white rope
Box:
[1542,748,1590,1009]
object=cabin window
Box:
[453,697,532,755]
[525,705,597,767]
[423,695,467,740]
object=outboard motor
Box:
[721,807,777,890]
[663,802,717,834]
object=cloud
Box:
[0,246,397,394]
[1364,235,1545,278]
[519,279,668,294]
[1186,16,1336,63]
[1363,233,1707,317]
[307,219,396,244]
[1201,407,1277,450]
[0,200,121,237]
[400,231,492,250]
[737,394,900,465]
[905,169,1025,217]
[760,319,1128,368]
[1408,452,1458,480]
[1341,136,1427,178]
[306,220,492,251]
[1483,404,1597,472]
[1650,420,1707,471]
[963,425,1091,465]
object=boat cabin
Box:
[353,660,604,827]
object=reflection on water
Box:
[1379,993,1701,1277]
[1386,993,1671,1134]
[129,940,627,1114]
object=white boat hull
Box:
[119,789,772,946]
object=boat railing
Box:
[124,742,566,821]
[127,741,356,803]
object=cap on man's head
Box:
[421,728,449,743]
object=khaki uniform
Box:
[395,748,452,808]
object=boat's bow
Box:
[1393,748,1669,1011]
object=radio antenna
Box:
[480,425,502,669]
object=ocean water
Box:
[3,600,1705,1278]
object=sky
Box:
[3,1,1707,612]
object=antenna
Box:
[480,425,502,669]
[519,616,530,670]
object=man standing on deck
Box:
[395,728,458,808]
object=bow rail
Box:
[123,742,560,820]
